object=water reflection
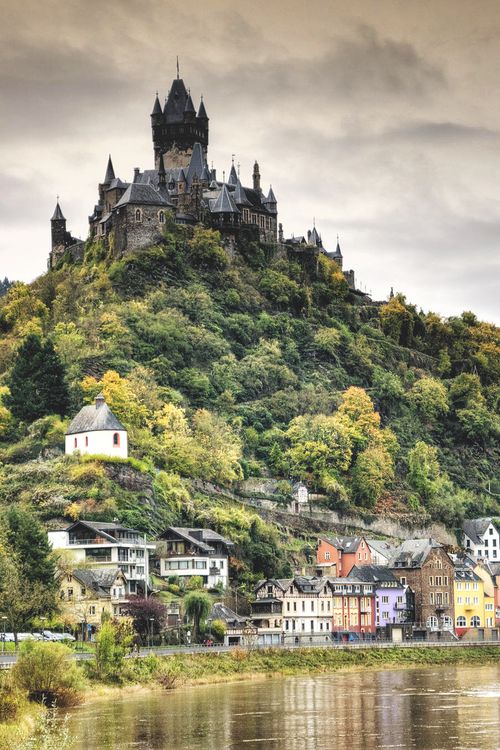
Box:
[68,665,500,750]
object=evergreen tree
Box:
[6,334,69,422]
[4,506,57,590]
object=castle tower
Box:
[51,199,67,254]
[152,66,209,170]
[253,161,261,192]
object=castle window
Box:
[74,437,77,448]
[135,208,142,223]
[113,433,120,447]
[158,210,165,224]
[85,436,88,447]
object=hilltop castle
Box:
[49,69,353,287]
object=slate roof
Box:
[232,179,251,206]
[389,539,441,568]
[184,92,196,114]
[114,182,170,208]
[151,94,162,116]
[104,155,115,184]
[463,518,494,544]
[320,536,366,554]
[263,186,277,206]
[366,539,396,560]
[347,565,401,585]
[159,526,234,552]
[197,98,208,119]
[106,178,129,191]
[208,602,247,626]
[66,395,126,435]
[228,164,238,186]
[185,142,205,185]
[454,566,481,582]
[210,184,240,214]
[51,201,65,221]
[72,567,126,597]
[164,78,189,122]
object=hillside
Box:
[0,220,498,582]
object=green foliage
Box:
[94,620,131,681]
[12,641,84,705]
[208,619,226,642]
[183,590,212,641]
[408,376,449,422]
[6,335,69,422]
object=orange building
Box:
[317,536,372,577]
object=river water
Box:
[68,664,500,749]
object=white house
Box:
[48,520,155,594]
[290,482,309,514]
[156,527,233,589]
[65,394,128,459]
[463,518,500,562]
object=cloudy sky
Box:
[1,0,500,322]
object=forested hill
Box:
[0,220,498,544]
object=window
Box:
[89,606,96,615]
[442,616,453,631]
[457,597,463,604]
[113,433,120,447]
[287,602,290,612]
[400,577,407,585]
[381,596,389,604]
[457,582,462,591]
[325,551,331,561]
[302,601,305,612]
[426,615,438,630]
[429,576,434,586]
[311,601,314,612]
[85,436,89,447]
[67,588,73,599]
[158,210,165,224]
[473,583,478,590]
[382,611,389,620]
[74,437,77,448]
[456,616,466,627]
[135,208,142,222]
[430,592,434,604]
[470,616,481,627]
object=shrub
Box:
[11,641,84,706]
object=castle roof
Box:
[232,179,251,206]
[106,178,128,191]
[164,78,189,123]
[210,184,239,214]
[114,182,170,208]
[197,98,208,119]
[66,394,126,435]
[228,163,238,186]
[185,142,205,185]
[51,201,65,221]
[151,94,162,116]
[184,91,196,114]
[104,155,115,184]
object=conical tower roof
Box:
[197,97,208,119]
[51,200,65,221]
[104,155,115,184]
[211,184,239,214]
[151,93,162,116]
[233,179,250,206]
[228,163,238,186]
[184,91,196,114]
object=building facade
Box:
[58,567,128,632]
[463,518,500,562]
[317,536,372,577]
[348,565,411,628]
[156,526,233,589]
[390,539,455,633]
[48,520,154,594]
[65,394,128,459]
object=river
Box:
[67,664,500,749]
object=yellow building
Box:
[454,567,484,634]
[473,562,496,628]
[59,567,128,631]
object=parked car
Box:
[0,632,15,642]
[41,630,76,642]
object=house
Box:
[316,536,371,577]
[252,575,376,644]
[463,518,500,562]
[48,520,155,594]
[58,567,128,636]
[156,527,233,589]
[454,566,485,637]
[250,579,286,646]
[65,394,128,459]
[390,539,455,634]
[290,482,309,514]
[347,565,412,629]
[366,539,397,566]
[253,576,335,644]
[488,562,500,626]
[207,602,257,646]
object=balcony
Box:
[69,538,113,546]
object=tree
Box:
[407,441,441,501]
[407,377,449,423]
[6,334,69,422]
[4,506,57,589]
[183,590,212,642]
[351,445,394,508]
[12,641,83,705]
[122,596,168,639]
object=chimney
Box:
[95,394,105,409]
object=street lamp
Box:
[149,617,155,649]
[1,616,7,653]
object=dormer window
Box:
[135,208,142,222]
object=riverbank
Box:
[90,643,500,694]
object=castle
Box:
[49,68,353,287]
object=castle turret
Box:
[253,161,261,192]
[51,199,67,252]
[103,155,115,185]
[152,67,209,169]
[263,185,277,214]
